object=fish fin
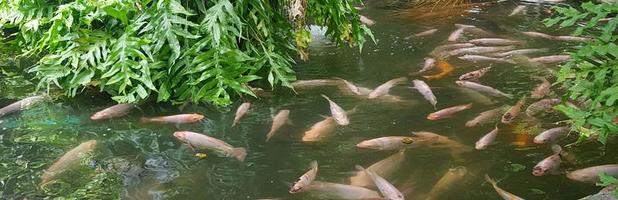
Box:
[265,132,273,142]
[286,119,295,126]
[139,117,150,123]
[232,147,247,162]
[484,174,497,186]
[346,105,359,115]
[231,120,238,127]
[308,160,318,169]
[432,104,437,110]
[320,94,331,102]
[551,144,563,155]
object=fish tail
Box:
[309,160,318,169]
[320,94,330,101]
[465,103,473,109]
[139,117,151,123]
[232,147,247,162]
[231,120,237,127]
[484,174,497,186]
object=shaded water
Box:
[1,1,618,199]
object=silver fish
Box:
[533,145,563,176]
[368,77,408,99]
[425,166,468,200]
[410,28,438,38]
[501,99,525,124]
[458,55,515,64]
[476,126,499,150]
[509,5,526,16]
[360,15,375,26]
[41,140,97,185]
[522,31,554,40]
[0,95,46,118]
[484,175,525,200]
[459,67,491,81]
[139,113,204,124]
[455,24,495,36]
[174,131,247,161]
[531,77,551,99]
[529,55,570,64]
[469,38,521,46]
[448,28,465,42]
[90,103,135,120]
[356,136,432,151]
[232,102,251,127]
[455,81,513,99]
[302,117,337,142]
[335,78,362,95]
[533,126,570,144]
[290,160,319,193]
[412,79,437,109]
[266,109,291,141]
[356,165,405,200]
[447,46,516,56]
[304,181,381,199]
[567,164,618,184]
[491,48,549,57]
[553,36,591,42]
[321,94,349,125]
[465,107,506,127]
[414,58,436,74]
[427,103,472,120]
[350,150,406,188]
[526,98,561,117]
[292,79,341,90]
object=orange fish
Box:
[423,60,454,80]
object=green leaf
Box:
[136,84,148,99]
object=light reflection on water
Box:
[1,1,618,200]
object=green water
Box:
[1,1,617,199]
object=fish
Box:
[455,24,495,37]
[475,126,499,150]
[292,79,341,90]
[484,175,525,200]
[412,79,437,109]
[533,145,563,176]
[406,29,438,39]
[335,78,362,95]
[356,86,417,106]
[509,5,526,16]
[232,102,251,127]
[90,103,135,120]
[531,79,556,97]
[368,77,408,99]
[553,36,591,42]
[413,58,436,74]
[356,136,434,151]
[529,55,570,64]
[41,140,97,185]
[458,55,515,64]
[455,81,513,99]
[447,46,516,57]
[458,67,491,81]
[412,131,473,159]
[302,117,337,142]
[448,28,465,42]
[491,48,549,57]
[290,160,319,193]
[350,150,406,188]
[425,166,468,200]
[0,95,46,118]
[173,131,247,161]
[522,31,554,40]
[139,113,204,124]
[566,164,618,184]
[533,126,570,144]
[356,165,405,200]
[422,60,454,80]
[465,107,506,127]
[526,98,561,117]
[501,99,525,124]
[468,38,521,46]
[360,15,375,26]
[430,43,476,57]
[455,86,497,105]
[266,109,291,141]
[427,103,472,120]
[321,94,349,125]
[304,181,382,199]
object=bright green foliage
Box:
[544,2,618,144]
[598,172,618,197]
[0,0,372,106]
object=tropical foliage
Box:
[544,2,618,144]
[0,0,372,106]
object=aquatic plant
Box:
[0,0,372,106]
[544,2,618,144]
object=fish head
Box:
[190,114,205,122]
[356,140,379,149]
[84,140,97,149]
[173,131,188,142]
[532,165,549,176]
[455,81,465,87]
[426,113,440,120]
[533,136,547,144]
[289,182,304,193]
[90,111,108,120]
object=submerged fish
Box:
[91,103,135,120]
[430,43,476,57]
[290,160,319,193]
[447,46,516,57]
[232,102,251,127]
[566,164,618,184]
[534,126,570,144]
[458,55,515,64]
[469,38,521,46]
[509,5,526,16]
[413,58,436,74]
[140,113,204,124]
[422,60,454,80]
[459,67,491,81]
[465,107,506,127]
[425,166,468,200]
[412,131,473,159]
[0,95,46,118]
[302,117,337,142]
[501,99,525,124]
[360,15,376,26]
[350,150,406,188]
[427,103,472,120]
[529,55,570,64]
[553,36,591,42]
[174,131,247,161]
[304,181,381,199]
[522,31,554,40]
[448,28,465,42]
[292,79,341,90]
[335,78,362,95]
[531,77,551,98]
[41,140,97,185]
[476,126,499,150]
[455,81,513,99]
[455,24,494,37]
[484,175,525,200]
[356,165,405,200]
[356,136,434,151]
[266,109,291,141]
[533,145,563,176]
[491,48,549,57]
[408,28,438,38]
[368,77,408,99]
[321,95,349,125]
[412,79,437,109]
[526,98,561,117]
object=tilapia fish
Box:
[413,79,437,109]
[290,160,319,193]
[501,99,525,124]
[567,164,618,184]
[174,131,246,161]
[413,58,436,74]
[140,113,204,124]
[425,166,468,200]
[533,126,570,144]
[266,109,291,141]
[531,77,551,98]
[356,165,405,200]
[529,55,570,64]
[350,150,406,188]
[533,145,563,176]
[447,46,516,57]
[292,79,341,90]
[302,117,337,142]
[356,136,434,151]
[456,81,513,99]
[91,103,135,120]
[465,106,506,127]
[368,77,408,99]
[459,67,491,81]
[427,103,472,120]
[458,55,515,64]
[304,181,381,199]
[232,102,251,127]
[41,140,97,185]
[448,28,465,42]
[476,126,499,150]
[468,38,521,46]
[406,29,438,39]
[484,175,525,200]
[322,94,349,125]
[0,95,46,118]
[526,98,561,117]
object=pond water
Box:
[1,1,617,199]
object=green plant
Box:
[598,172,618,197]
[0,0,372,106]
[544,2,618,144]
